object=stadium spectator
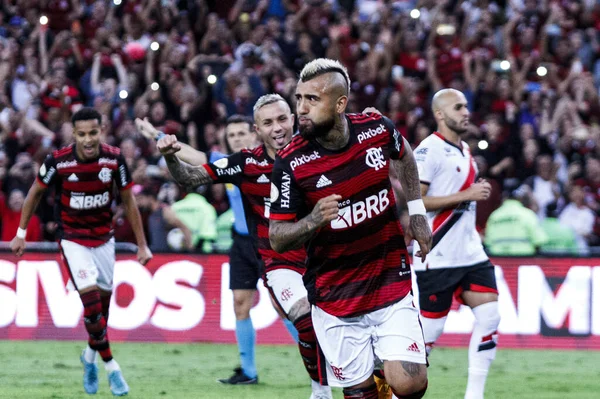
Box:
[171,187,218,253]
[0,188,43,242]
[9,108,151,396]
[135,184,194,253]
[485,186,548,256]
[540,202,578,255]
[2,0,600,252]
[269,58,430,399]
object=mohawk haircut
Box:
[299,58,351,95]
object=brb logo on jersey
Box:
[290,151,320,170]
[365,147,386,171]
[357,124,385,143]
[330,189,390,229]
[70,191,110,210]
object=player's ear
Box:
[336,95,348,114]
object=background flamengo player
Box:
[10,107,152,397]
[147,94,333,398]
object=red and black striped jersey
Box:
[203,145,306,273]
[37,143,133,247]
[270,113,410,317]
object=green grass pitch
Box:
[0,341,598,398]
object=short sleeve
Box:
[269,156,303,221]
[203,151,245,186]
[37,154,58,187]
[413,142,438,186]
[382,116,405,159]
[116,154,134,190]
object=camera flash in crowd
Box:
[113,0,122,5]
[478,140,489,150]
[119,90,128,100]
[151,82,160,91]
[537,66,548,77]
[410,9,420,19]
[500,60,511,71]
[150,41,160,51]
[39,16,48,25]
[207,74,217,85]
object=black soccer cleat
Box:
[217,367,258,385]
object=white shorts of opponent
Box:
[60,238,116,291]
[265,268,308,314]
[313,293,427,388]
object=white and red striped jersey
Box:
[412,132,488,270]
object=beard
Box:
[299,117,336,140]
[444,115,468,135]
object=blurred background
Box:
[1,0,600,256]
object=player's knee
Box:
[420,315,447,344]
[473,301,500,332]
[287,296,310,322]
[391,380,428,399]
[387,364,427,397]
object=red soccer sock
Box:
[80,290,113,362]
[100,294,111,322]
[343,383,379,398]
[293,313,322,383]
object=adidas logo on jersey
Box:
[406,342,421,353]
[257,174,269,183]
[67,173,79,182]
[316,175,332,188]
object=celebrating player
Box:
[10,108,152,396]
[138,94,333,398]
[269,58,431,399]
[412,88,500,399]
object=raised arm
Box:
[136,117,208,165]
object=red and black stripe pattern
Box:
[271,113,411,317]
[38,144,133,247]
[203,145,305,273]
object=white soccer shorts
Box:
[265,268,308,314]
[60,238,116,291]
[312,293,427,388]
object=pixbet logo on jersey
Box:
[290,151,320,170]
[330,189,390,229]
[357,124,385,143]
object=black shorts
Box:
[415,260,498,318]
[229,232,262,290]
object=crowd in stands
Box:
[1,0,600,255]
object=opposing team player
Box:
[10,108,152,396]
[140,94,333,398]
[269,58,431,399]
[412,88,500,399]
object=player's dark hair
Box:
[72,107,102,126]
[226,114,253,130]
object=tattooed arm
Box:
[391,137,432,260]
[269,194,341,253]
[164,154,213,187]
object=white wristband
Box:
[16,227,27,239]
[407,200,426,216]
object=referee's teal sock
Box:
[283,318,299,343]
[236,318,257,378]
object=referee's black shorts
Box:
[229,231,263,290]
